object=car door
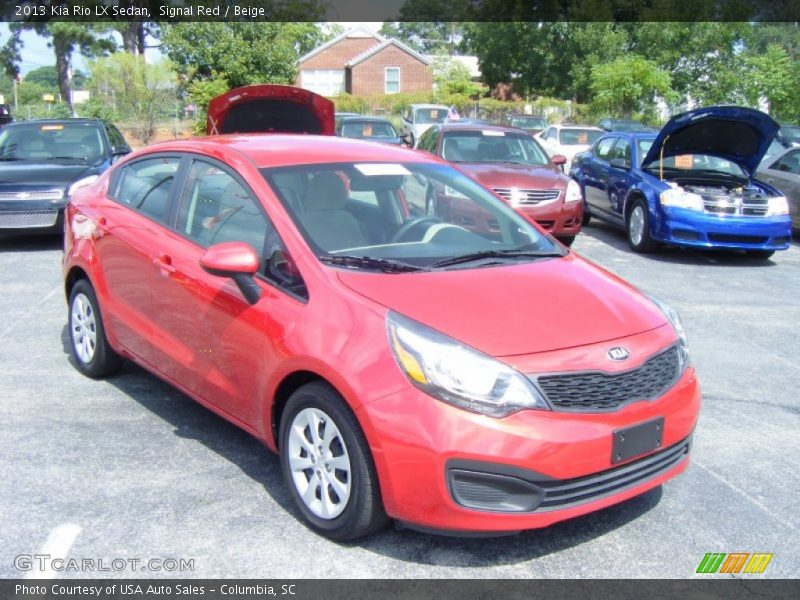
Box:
[147,156,305,425]
[604,136,633,220]
[92,155,183,364]
[758,149,800,228]
[583,136,617,216]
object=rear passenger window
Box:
[115,157,181,224]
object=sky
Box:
[0,22,383,76]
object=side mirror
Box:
[609,158,631,170]
[110,146,130,164]
[551,154,568,166]
[400,133,412,146]
[200,241,262,304]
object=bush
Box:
[77,97,120,122]
[14,102,72,120]
[188,72,230,134]
[332,94,370,115]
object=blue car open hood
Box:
[640,106,779,175]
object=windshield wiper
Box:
[319,254,426,273]
[0,157,22,161]
[45,156,88,162]
[430,248,565,268]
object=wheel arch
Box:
[65,265,91,300]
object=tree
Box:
[380,22,469,55]
[160,22,327,89]
[2,22,115,112]
[24,66,88,91]
[86,53,177,143]
[590,56,674,117]
[743,44,798,120]
[430,56,482,98]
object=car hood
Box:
[455,162,566,189]
[337,254,667,357]
[641,106,779,175]
[207,84,334,136]
[0,162,98,187]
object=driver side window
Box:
[594,137,616,160]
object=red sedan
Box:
[63,85,700,540]
[415,122,584,245]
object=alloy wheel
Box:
[629,205,645,246]
[71,292,97,364]
[287,407,352,519]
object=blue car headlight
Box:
[659,187,704,211]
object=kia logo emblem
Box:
[607,347,630,361]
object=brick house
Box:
[295,27,433,96]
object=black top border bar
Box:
[3,0,800,23]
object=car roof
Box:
[551,124,603,130]
[137,134,432,169]
[6,118,104,125]
[438,123,522,133]
[410,104,449,109]
[339,116,393,123]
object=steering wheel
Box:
[391,216,442,243]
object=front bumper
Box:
[656,208,792,250]
[358,345,700,533]
[0,199,67,233]
[516,200,583,238]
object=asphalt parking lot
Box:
[1,225,798,579]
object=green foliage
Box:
[431,57,483,98]
[332,94,371,115]
[78,96,120,122]
[17,80,49,105]
[15,102,72,120]
[590,56,674,118]
[160,22,327,90]
[87,53,178,143]
[188,72,230,134]
[379,21,471,54]
[743,44,798,121]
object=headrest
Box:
[305,172,348,212]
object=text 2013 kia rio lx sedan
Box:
[63,85,700,541]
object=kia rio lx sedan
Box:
[63,85,700,541]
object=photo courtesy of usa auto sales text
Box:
[15,584,298,596]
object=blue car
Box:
[571,106,792,258]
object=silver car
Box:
[400,104,449,147]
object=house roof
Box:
[346,38,433,68]
[296,26,385,66]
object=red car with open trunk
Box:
[63,85,700,540]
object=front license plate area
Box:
[612,417,664,464]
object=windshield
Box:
[780,126,800,144]
[644,153,747,178]
[261,162,561,271]
[441,130,550,166]
[341,120,397,139]
[414,108,447,124]
[510,116,546,129]
[559,129,603,145]
[0,122,105,163]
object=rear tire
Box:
[746,249,775,260]
[581,206,592,226]
[279,382,388,541]
[68,280,123,379]
[626,199,658,253]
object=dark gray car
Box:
[756,147,800,230]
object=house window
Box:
[300,69,345,97]
[385,68,400,94]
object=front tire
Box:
[626,199,658,253]
[279,382,388,541]
[68,280,123,378]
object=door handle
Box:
[153,255,176,276]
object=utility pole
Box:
[13,74,19,112]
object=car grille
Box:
[0,189,64,201]
[707,233,769,245]
[0,211,59,228]
[493,188,560,205]
[700,194,768,217]
[534,437,691,511]
[535,345,681,412]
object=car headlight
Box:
[647,295,690,371]
[68,175,99,197]
[659,187,704,211]
[766,196,789,217]
[387,311,549,417]
[565,179,582,203]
